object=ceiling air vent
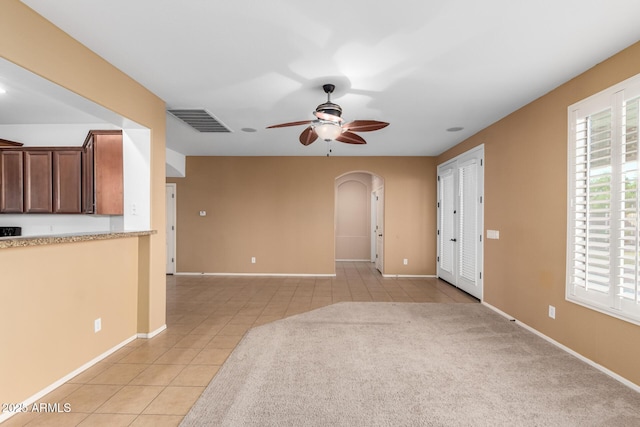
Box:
[167,109,232,133]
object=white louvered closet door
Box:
[438,167,456,284]
[437,146,484,300]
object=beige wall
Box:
[0,239,139,402]
[167,156,436,275]
[437,40,640,387]
[0,0,166,405]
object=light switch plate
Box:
[487,230,500,239]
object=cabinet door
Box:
[24,150,53,213]
[81,130,123,215]
[0,150,24,213]
[82,136,95,213]
[53,150,82,213]
[93,133,123,215]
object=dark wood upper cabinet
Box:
[53,149,82,213]
[0,150,24,213]
[0,130,123,216]
[23,150,53,213]
[83,130,123,215]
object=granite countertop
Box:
[0,230,156,249]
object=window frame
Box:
[567,73,640,326]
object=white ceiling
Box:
[14,0,640,156]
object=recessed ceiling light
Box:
[241,127,257,132]
[446,127,464,132]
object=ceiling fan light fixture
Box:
[314,122,343,141]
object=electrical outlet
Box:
[94,318,102,333]
[548,305,556,319]
[251,257,256,264]
[403,258,408,265]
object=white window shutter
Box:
[567,75,640,324]
[617,96,639,309]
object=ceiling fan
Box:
[266,84,389,146]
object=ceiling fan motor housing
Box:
[315,102,342,119]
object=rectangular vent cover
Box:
[167,109,232,133]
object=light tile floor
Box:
[2,262,477,426]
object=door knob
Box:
[450,238,457,242]
[378,234,383,237]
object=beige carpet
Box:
[181,302,640,426]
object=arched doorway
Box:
[335,172,384,273]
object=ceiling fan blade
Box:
[266,120,312,129]
[342,120,389,132]
[313,111,344,123]
[299,126,318,146]
[336,131,366,145]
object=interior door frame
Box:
[166,183,176,274]
[373,187,384,274]
[371,192,377,262]
[436,145,484,300]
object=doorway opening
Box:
[335,172,384,274]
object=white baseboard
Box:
[0,334,137,424]
[382,274,436,278]
[137,324,167,339]
[176,272,336,277]
[482,301,640,393]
